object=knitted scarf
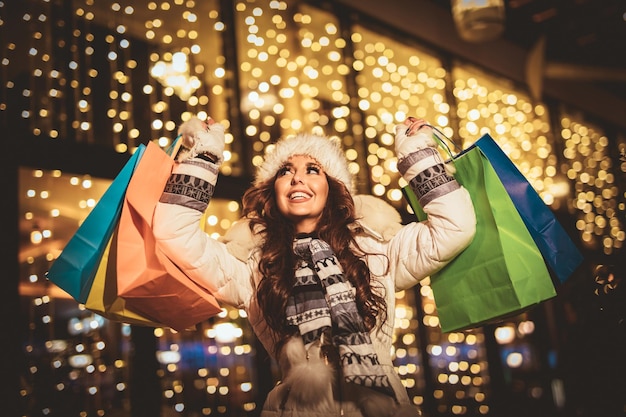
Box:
[286,235,395,398]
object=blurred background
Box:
[2,0,625,416]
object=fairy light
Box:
[7,0,624,416]
[352,25,448,204]
[563,116,625,255]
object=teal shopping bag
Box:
[404,143,556,333]
[46,145,146,303]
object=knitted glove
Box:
[394,117,437,160]
[395,118,459,207]
[176,116,225,164]
[159,116,225,213]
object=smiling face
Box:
[274,154,329,233]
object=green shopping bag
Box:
[476,134,583,283]
[404,142,556,333]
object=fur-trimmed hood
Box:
[219,194,403,262]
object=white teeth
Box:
[290,192,308,200]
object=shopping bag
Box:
[404,142,556,333]
[46,146,146,303]
[116,141,222,331]
[475,134,583,283]
[84,229,165,327]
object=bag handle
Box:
[422,124,462,163]
[164,134,183,159]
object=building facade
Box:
[2,1,625,416]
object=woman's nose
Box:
[291,172,304,184]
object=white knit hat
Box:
[255,133,354,193]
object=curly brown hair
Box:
[241,175,388,355]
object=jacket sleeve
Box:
[390,185,476,292]
[152,158,254,308]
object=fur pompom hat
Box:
[255,133,355,193]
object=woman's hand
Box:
[177,116,226,163]
[394,117,436,161]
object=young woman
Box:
[152,116,476,417]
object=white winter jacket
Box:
[153,174,475,416]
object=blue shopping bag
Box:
[46,145,146,303]
[475,134,583,283]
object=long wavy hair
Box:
[241,174,388,355]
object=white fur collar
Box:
[351,194,402,241]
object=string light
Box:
[7,0,624,416]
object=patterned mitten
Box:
[395,120,459,207]
[159,117,225,212]
[176,116,225,164]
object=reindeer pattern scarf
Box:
[286,235,395,399]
